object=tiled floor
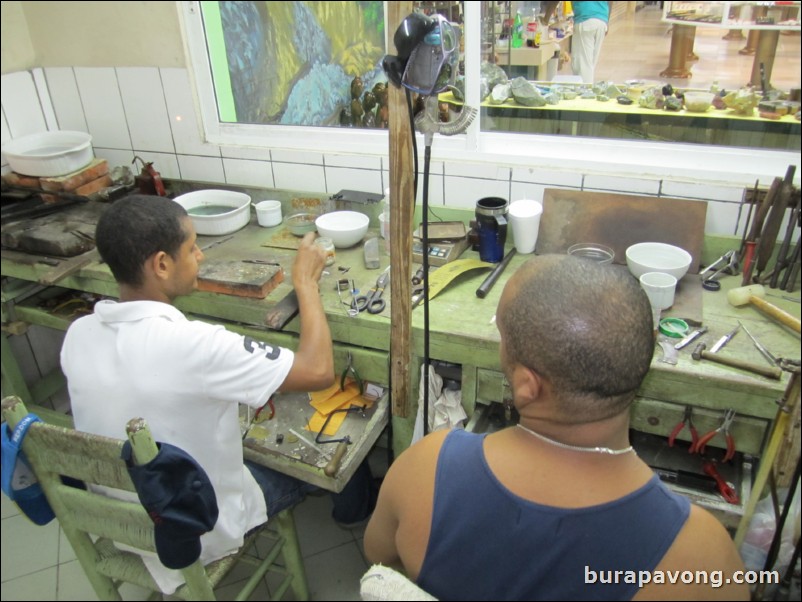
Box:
[1,437,390,601]
[600,5,800,92]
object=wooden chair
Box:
[1,395,308,601]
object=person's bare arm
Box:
[365,430,447,577]
[635,505,750,600]
[279,232,334,391]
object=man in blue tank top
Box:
[365,254,748,600]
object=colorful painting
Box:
[202,1,387,127]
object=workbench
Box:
[1,187,800,525]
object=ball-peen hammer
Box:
[692,342,782,380]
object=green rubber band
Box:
[659,317,689,338]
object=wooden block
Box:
[3,172,41,188]
[197,261,284,299]
[39,159,108,192]
[41,174,112,203]
[75,174,112,196]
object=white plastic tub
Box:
[1,131,94,177]
[173,190,252,236]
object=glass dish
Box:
[567,243,615,265]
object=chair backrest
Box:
[1,394,216,600]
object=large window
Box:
[181,1,800,181]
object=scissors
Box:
[353,267,390,314]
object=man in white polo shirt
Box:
[61,195,374,593]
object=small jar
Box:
[315,237,335,266]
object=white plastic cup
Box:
[379,212,390,239]
[508,199,543,254]
[639,271,678,310]
[255,200,282,227]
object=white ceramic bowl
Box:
[173,190,251,236]
[626,242,692,280]
[315,211,370,248]
[2,130,93,177]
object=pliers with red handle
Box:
[702,460,740,504]
[668,405,698,452]
[695,409,736,462]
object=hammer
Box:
[727,284,801,334]
[692,342,782,380]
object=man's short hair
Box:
[499,255,654,422]
[95,195,188,287]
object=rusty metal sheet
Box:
[536,189,707,274]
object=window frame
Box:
[180,1,799,186]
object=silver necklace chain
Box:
[516,424,635,456]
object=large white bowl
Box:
[2,130,93,177]
[626,242,692,280]
[173,190,251,236]
[315,211,369,248]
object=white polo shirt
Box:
[61,300,294,593]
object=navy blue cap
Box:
[122,440,218,570]
[1,415,56,526]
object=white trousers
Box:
[571,18,608,83]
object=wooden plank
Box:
[264,290,299,330]
[537,189,708,274]
[388,1,415,419]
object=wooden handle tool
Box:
[324,440,349,477]
[692,343,782,380]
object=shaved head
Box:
[498,255,654,423]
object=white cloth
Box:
[411,365,466,445]
[360,565,438,601]
[60,300,294,593]
[571,18,608,83]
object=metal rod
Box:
[476,248,517,298]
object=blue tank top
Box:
[417,429,690,601]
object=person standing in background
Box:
[571,1,612,83]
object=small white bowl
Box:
[626,242,692,280]
[315,211,369,248]
[173,190,251,236]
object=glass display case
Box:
[662,1,801,30]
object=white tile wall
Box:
[510,166,583,188]
[2,65,773,241]
[272,161,326,192]
[223,158,274,189]
[1,71,47,138]
[117,67,175,154]
[583,174,661,196]
[177,154,225,183]
[73,67,131,150]
[161,68,220,158]
[325,166,383,195]
[43,68,88,133]
[31,69,58,131]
